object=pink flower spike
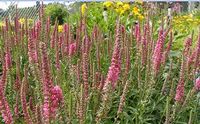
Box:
[50,85,63,118]
[68,42,77,56]
[175,78,184,103]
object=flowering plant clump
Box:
[172,14,200,33]
[0,1,200,124]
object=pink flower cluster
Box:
[152,29,164,75]
[5,48,12,70]
[41,43,53,123]
[105,24,121,89]
[68,42,77,56]
[28,34,38,64]
[50,85,63,118]
[195,77,200,91]
[175,78,184,103]
[134,23,141,43]
[0,81,13,124]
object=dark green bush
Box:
[45,3,68,25]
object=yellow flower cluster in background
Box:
[102,1,144,19]
[132,6,144,20]
[18,18,33,25]
[123,4,130,11]
[116,1,123,8]
[103,1,131,15]
[173,15,200,25]
[0,18,33,27]
[103,1,113,8]
[115,2,130,15]
[135,0,143,4]
[132,6,140,15]
[19,18,25,24]
[172,14,200,33]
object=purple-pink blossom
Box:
[68,42,77,56]
[50,85,63,118]
[195,77,200,91]
[134,23,141,43]
[152,29,164,75]
[5,48,12,70]
[104,24,121,89]
[175,78,184,103]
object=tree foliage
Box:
[45,3,68,25]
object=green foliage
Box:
[45,3,68,25]
[0,2,200,124]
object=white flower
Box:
[103,11,108,22]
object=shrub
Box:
[45,3,68,25]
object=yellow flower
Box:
[120,9,125,15]
[135,0,143,4]
[0,22,5,27]
[81,3,87,15]
[115,7,122,14]
[28,19,33,24]
[58,25,63,33]
[138,14,144,20]
[103,1,113,8]
[186,18,193,22]
[116,1,123,7]
[123,3,130,11]
[132,7,140,15]
[115,7,125,15]
[182,16,187,19]
[19,18,25,24]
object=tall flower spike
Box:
[50,85,64,119]
[21,66,33,124]
[141,24,148,65]
[68,42,77,56]
[152,27,170,75]
[194,31,200,70]
[134,22,141,43]
[63,24,69,55]
[175,78,184,103]
[175,57,185,103]
[162,31,173,64]
[5,47,12,70]
[50,22,58,49]
[96,20,121,123]
[117,81,129,117]
[81,36,90,100]
[183,37,192,57]
[28,31,38,64]
[0,79,13,124]
[41,43,53,124]
[152,29,164,76]
[104,23,121,89]
[1,57,7,90]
